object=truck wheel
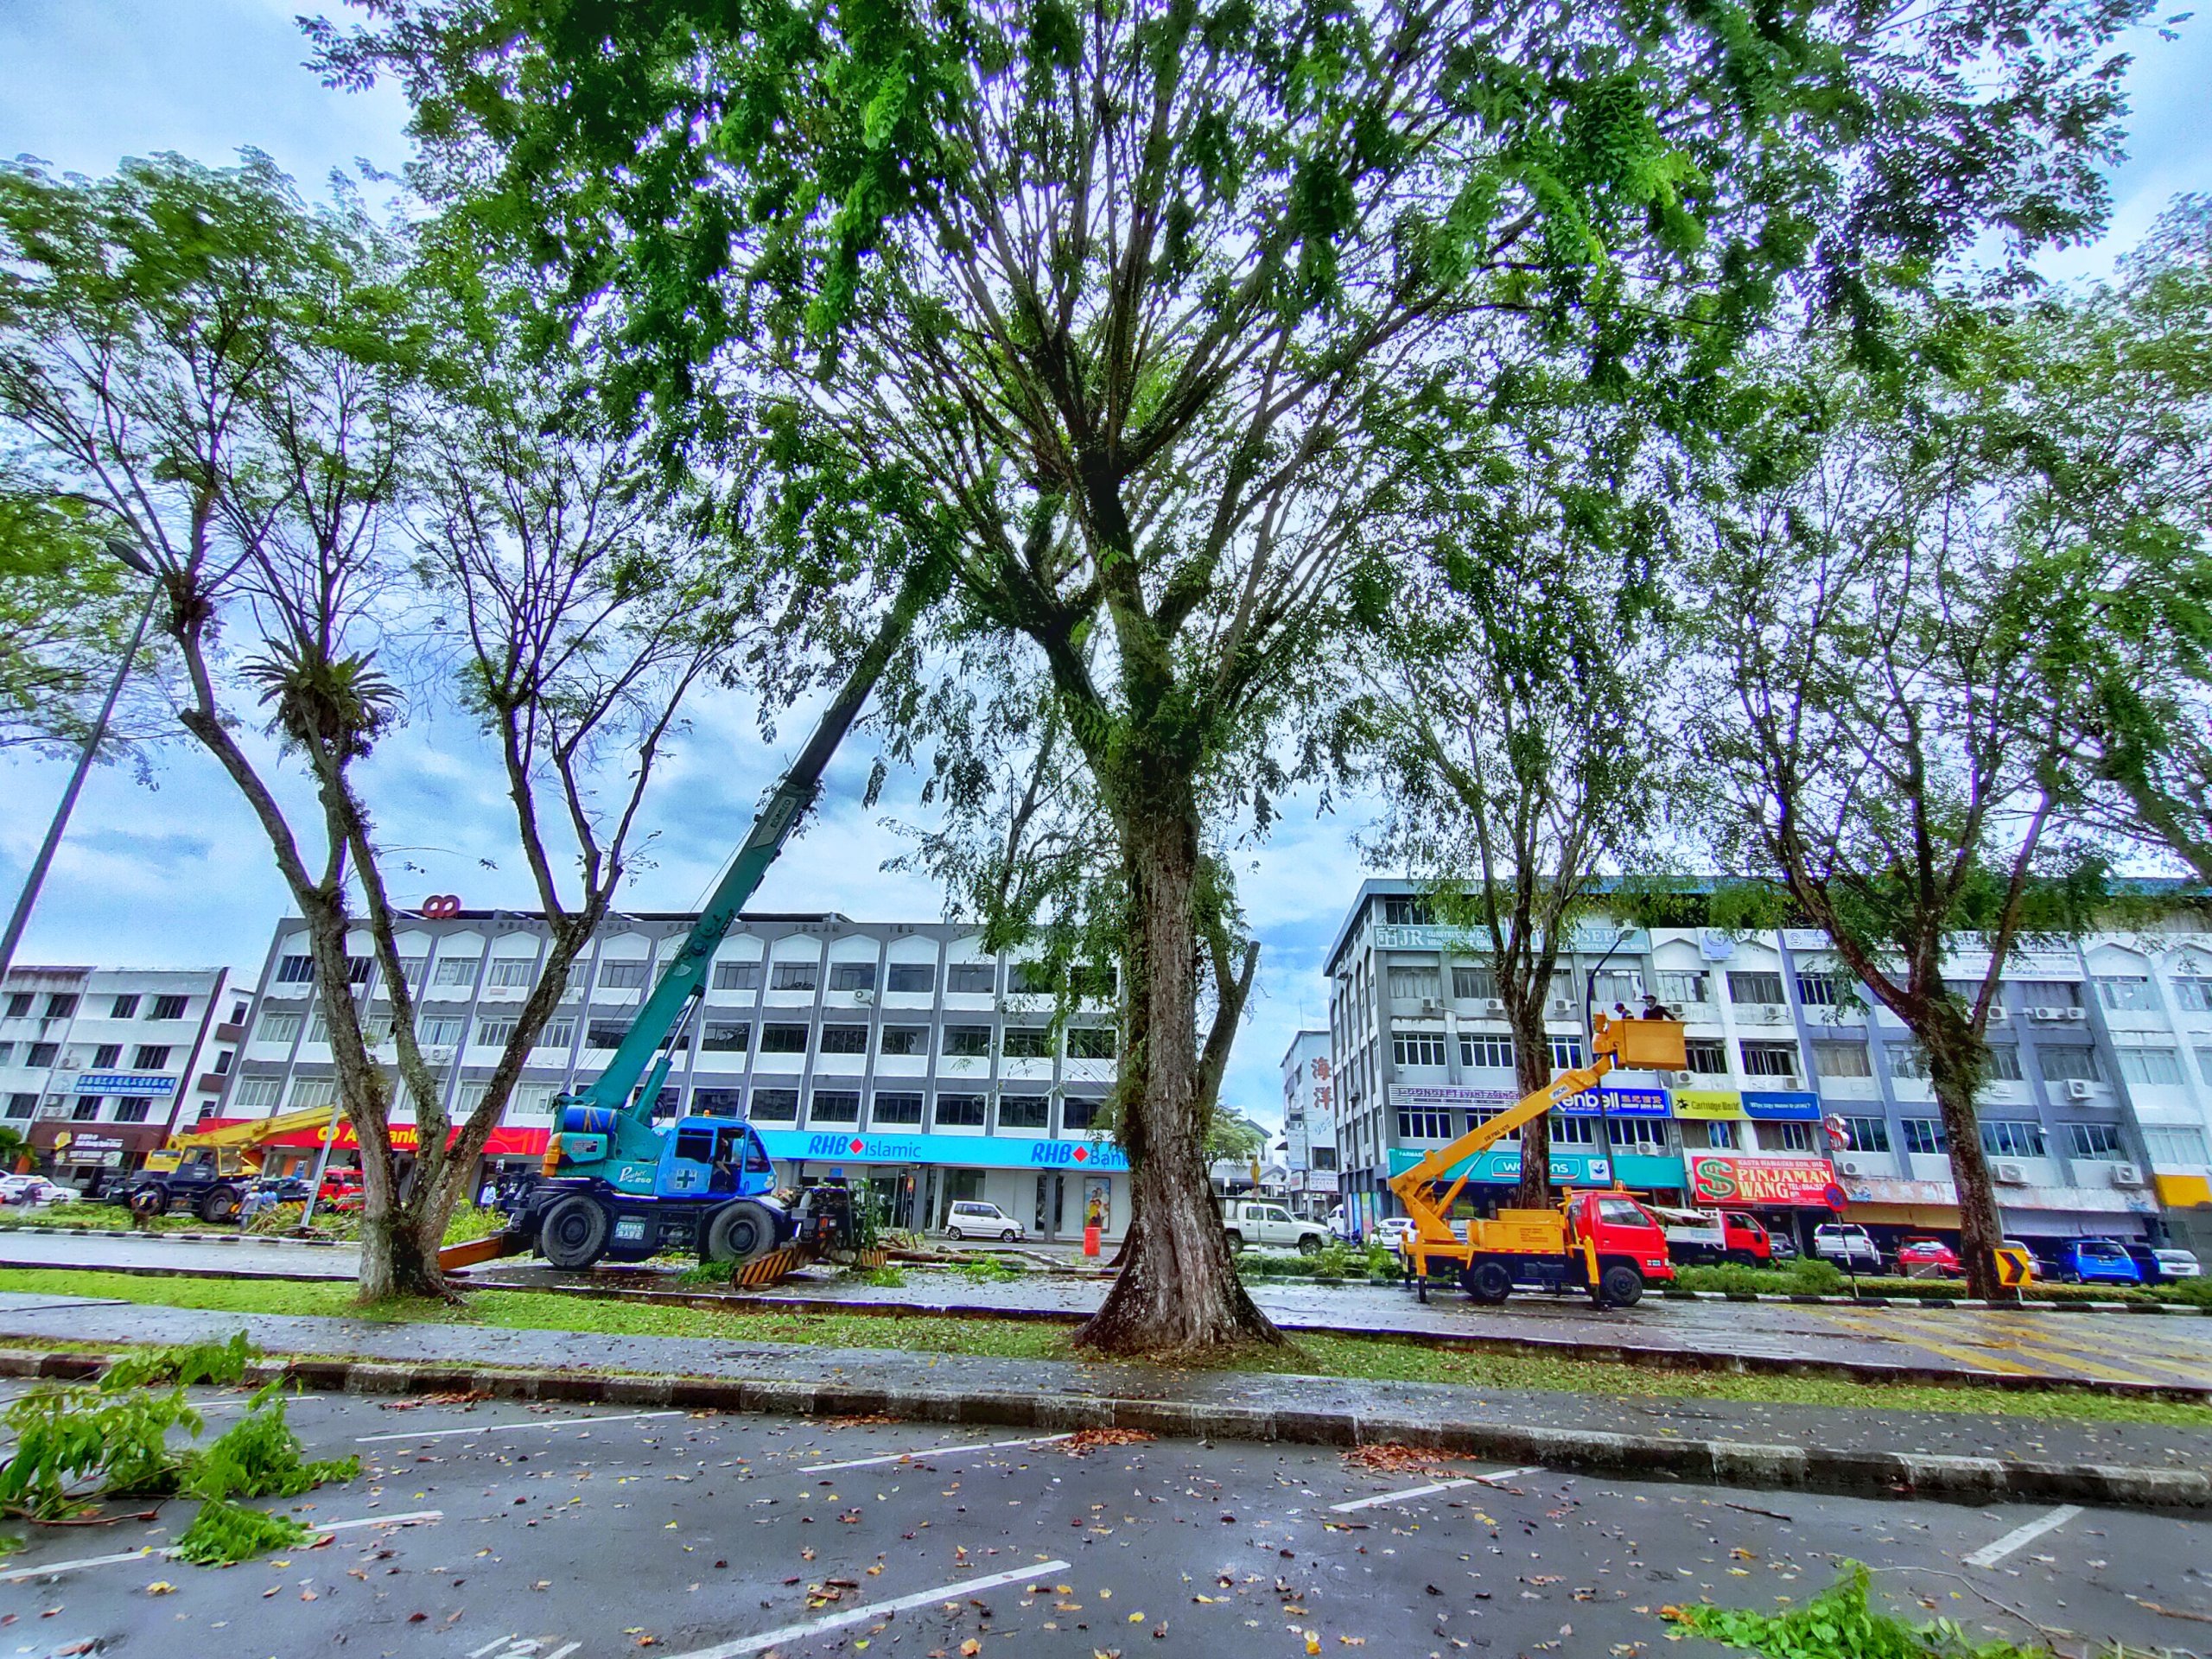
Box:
[1726,1249,1755,1267]
[199,1185,243,1224]
[1224,1230,1243,1249]
[1462,1261,1513,1305]
[128,1185,169,1218]
[702,1199,778,1265]
[1297,1234,1321,1255]
[1597,1263,1644,1308]
[540,1193,612,1268]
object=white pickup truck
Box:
[1219,1199,1331,1254]
[1649,1205,1772,1266]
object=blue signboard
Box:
[73,1072,176,1096]
[1388,1147,1613,1185]
[1559,1086,1670,1118]
[1742,1091,1821,1122]
[758,1128,1130,1172]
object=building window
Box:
[830,962,878,992]
[771,963,819,992]
[2037,1046,2100,1083]
[229,1077,281,1110]
[1608,1117,1671,1150]
[46,994,79,1019]
[1812,1039,1871,1077]
[5,992,31,1016]
[26,1041,58,1067]
[700,1021,750,1052]
[1700,1119,1738,1148]
[1739,1040,1799,1077]
[70,1095,100,1120]
[2115,1047,2184,1086]
[751,1088,798,1122]
[487,957,537,988]
[1387,965,1441,1001]
[2094,976,2158,1012]
[146,995,181,1022]
[947,963,996,995]
[600,960,649,989]
[1548,1036,1584,1071]
[586,1021,627,1049]
[1986,1046,2024,1080]
[760,1024,809,1054]
[290,1077,338,1110]
[509,1083,560,1117]
[1391,1032,1448,1067]
[111,994,141,1019]
[474,1016,518,1048]
[1762,1122,1816,1152]
[2016,979,2080,1009]
[872,1091,925,1125]
[2171,977,2212,1013]
[1460,1033,1514,1071]
[1726,970,1785,1006]
[713,962,761,991]
[1005,963,1052,995]
[1655,969,1709,1007]
[2143,1125,2209,1166]
[1901,1118,1947,1155]
[810,1090,861,1123]
[1001,1027,1050,1058]
[212,1050,232,1073]
[112,1097,150,1123]
[0,1042,11,1064]
[935,1093,987,1128]
[944,1025,992,1058]
[433,957,478,989]
[1452,965,1498,1001]
[1068,1027,1116,1060]
[819,1025,869,1055]
[92,1043,121,1068]
[1794,971,1846,1007]
[1549,1114,1597,1146]
[398,957,430,989]
[274,956,316,985]
[1980,1120,2046,1159]
[1061,1096,1099,1132]
[2068,1122,2126,1161]
[419,1016,465,1046]
[1842,1116,1891,1153]
[1397,1109,1453,1140]
[346,957,372,986]
[880,1026,929,1056]
[6,1092,33,1118]
[1888,1044,1931,1079]
[998,1094,1049,1130]
[1683,1039,1729,1074]
[1382,895,1437,925]
[536,1018,576,1050]
[132,1044,170,1070]
[887,963,935,994]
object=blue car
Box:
[2056,1237,2143,1287]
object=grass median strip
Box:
[3,1268,2208,1428]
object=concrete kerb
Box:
[0,1342,2202,1516]
[0,1223,341,1248]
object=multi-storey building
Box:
[0,965,238,1191]
[1325,880,2212,1256]
[1279,1029,1339,1218]
[209,910,1128,1238]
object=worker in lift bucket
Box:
[1639,993,1674,1020]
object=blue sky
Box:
[3,2,2208,1130]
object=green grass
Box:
[2,1268,2207,1427]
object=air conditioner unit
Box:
[2064,1078,2095,1100]
[1837,1155,1871,1177]
[1993,1160,2029,1184]
[852,988,874,1005]
[1986,1005,2007,1025]
[1550,997,1577,1016]
[2063,1007,2088,1022]
[2031,1007,2063,1023]
[1670,1070,1699,1085]
[1420,999,1442,1015]
[1483,999,1506,1016]
[2109,1163,2145,1188]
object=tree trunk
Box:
[1075,782,1278,1355]
[1925,1030,2014,1303]
[1507,998,1552,1210]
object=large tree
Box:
[0,155,761,1299]
[325,0,2147,1351]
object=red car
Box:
[1892,1237,1962,1277]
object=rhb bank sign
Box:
[771,1129,1130,1172]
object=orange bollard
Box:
[1083,1224,1101,1257]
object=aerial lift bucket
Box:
[1593,1014,1688,1071]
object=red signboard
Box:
[194,1118,550,1157]
[1687,1153,1837,1208]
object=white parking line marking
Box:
[802,1433,1072,1473]
[0,1509,442,1582]
[1328,1465,1545,1512]
[664,1558,1075,1659]
[355,1409,683,1444]
[1964,1505,2084,1568]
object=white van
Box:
[946,1199,1025,1242]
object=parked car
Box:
[1812,1223,1882,1273]
[2054,1236,2143,1287]
[944,1199,1025,1243]
[1653,1206,1772,1266]
[1764,1232,1800,1263]
[1221,1199,1332,1254]
[1372,1216,1417,1252]
[0,1174,74,1206]
[1324,1206,1355,1241]
[2154,1246,2202,1280]
[1892,1237,1963,1278]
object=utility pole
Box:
[0,539,157,979]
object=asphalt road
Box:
[3,1388,2207,1658]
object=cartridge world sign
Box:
[757,1129,1131,1172]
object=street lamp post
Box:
[0,542,160,980]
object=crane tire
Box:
[199,1185,243,1224]
[539,1193,611,1269]
[127,1185,169,1218]
[1462,1261,1513,1305]
[703,1199,778,1265]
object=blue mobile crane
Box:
[499,567,938,1271]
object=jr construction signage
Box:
[1687,1154,1837,1207]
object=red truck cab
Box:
[1562,1192,1677,1303]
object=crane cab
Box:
[657,1118,777,1201]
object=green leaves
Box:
[1663,1560,2070,1658]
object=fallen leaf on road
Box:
[145,1582,175,1596]
[1065,1429,1156,1455]
[960,1641,982,1656]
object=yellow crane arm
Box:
[164,1103,343,1153]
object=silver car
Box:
[945,1199,1024,1242]
[2154,1247,2202,1280]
